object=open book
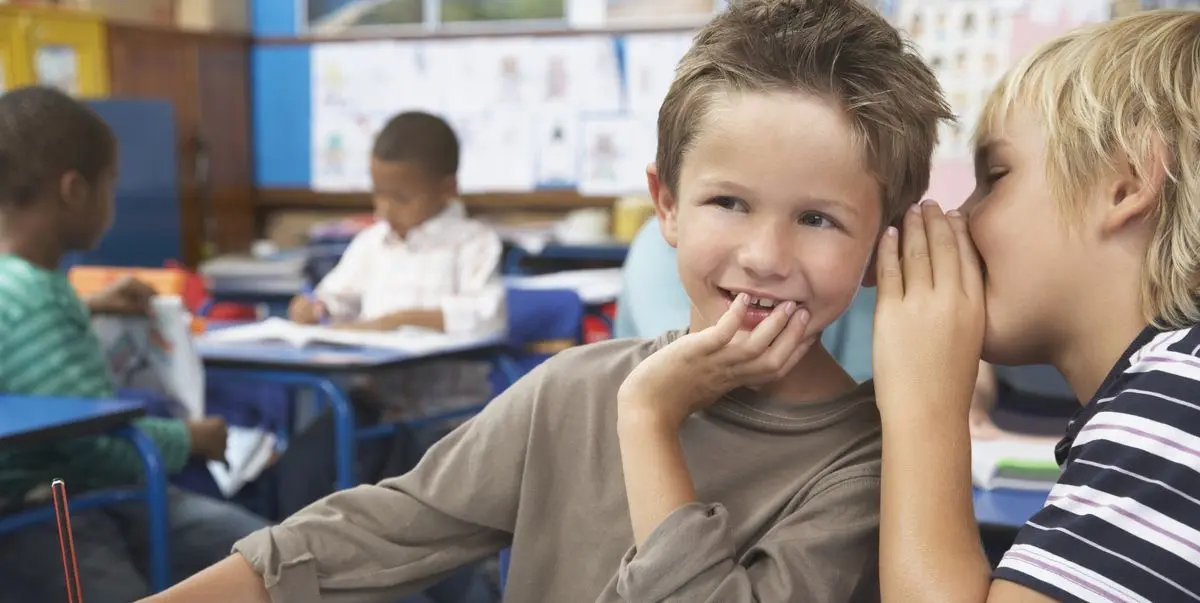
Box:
[200,317,505,356]
[971,438,1061,491]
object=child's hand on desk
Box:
[288,295,327,325]
[87,275,157,316]
[617,293,814,431]
[187,416,229,466]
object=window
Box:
[301,0,726,33]
[441,0,565,22]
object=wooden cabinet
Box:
[106,24,254,266]
[0,5,109,96]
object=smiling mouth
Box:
[718,288,799,309]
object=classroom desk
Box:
[0,396,171,591]
[197,333,510,491]
[0,396,145,450]
[504,268,623,306]
[973,487,1049,529]
[504,242,629,275]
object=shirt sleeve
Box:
[0,311,192,487]
[994,392,1200,602]
[315,229,375,322]
[440,228,504,335]
[617,473,881,602]
[232,350,546,603]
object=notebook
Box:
[971,438,1061,491]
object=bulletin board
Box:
[307,0,1181,204]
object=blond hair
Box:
[975,10,1200,328]
[657,0,953,224]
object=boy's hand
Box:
[288,295,326,325]
[87,275,157,316]
[187,416,228,465]
[872,202,985,425]
[617,293,813,430]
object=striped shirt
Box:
[995,324,1200,602]
[0,254,190,504]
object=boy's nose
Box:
[737,223,793,280]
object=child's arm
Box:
[620,405,881,601]
[142,352,547,602]
[310,229,375,323]
[140,554,268,603]
[0,316,195,482]
[338,229,504,334]
[613,297,883,600]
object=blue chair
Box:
[503,286,584,377]
[0,401,172,593]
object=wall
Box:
[252,0,310,187]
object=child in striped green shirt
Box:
[0,86,267,603]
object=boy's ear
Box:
[58,171,88,209]
[1101,142,1166,236]
[440,174,460,198]
[646,162,679,247]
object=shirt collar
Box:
[384,199,467,247]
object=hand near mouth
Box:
[617,292,813,431]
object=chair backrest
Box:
[499,547,511,593]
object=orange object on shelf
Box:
[67,266,187,297]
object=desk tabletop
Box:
[197,333,507,371]
[0,397,146,450]
[974,487,1049,529]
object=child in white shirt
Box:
[290,112,504,336]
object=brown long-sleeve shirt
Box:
[234,332,883,602]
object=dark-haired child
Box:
[0,85,267,603]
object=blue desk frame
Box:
[974,487,1049,529]
[199,337,519,492]
[504,243,629,275]
[0,400,171,592]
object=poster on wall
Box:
[577,114,657,196]
[895,0,1110,207]
[311,41,432,191]
[310,35,622,192]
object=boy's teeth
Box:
[748,296,778,308]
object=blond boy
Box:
[145,1,951,601]
[872,10,1200,603]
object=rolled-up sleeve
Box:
[440,228,504,335]
[230,353,557,603]
[617,475,881,602]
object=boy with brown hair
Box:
[872,10,1200,603]
[147,1,951,601]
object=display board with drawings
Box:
[894,0,1112,207]
[309,0,1183,199]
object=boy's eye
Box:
[709,195,746,211]
[798,212,836,229]
[985,168,1008,185]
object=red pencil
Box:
[51,479,83,603]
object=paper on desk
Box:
[92,296,205,420]
[200,317,504,355]
[971,438,1060,491]
[504,268,624,305]
[207,426,277,498]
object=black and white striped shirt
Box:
[995,325,1200,602]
